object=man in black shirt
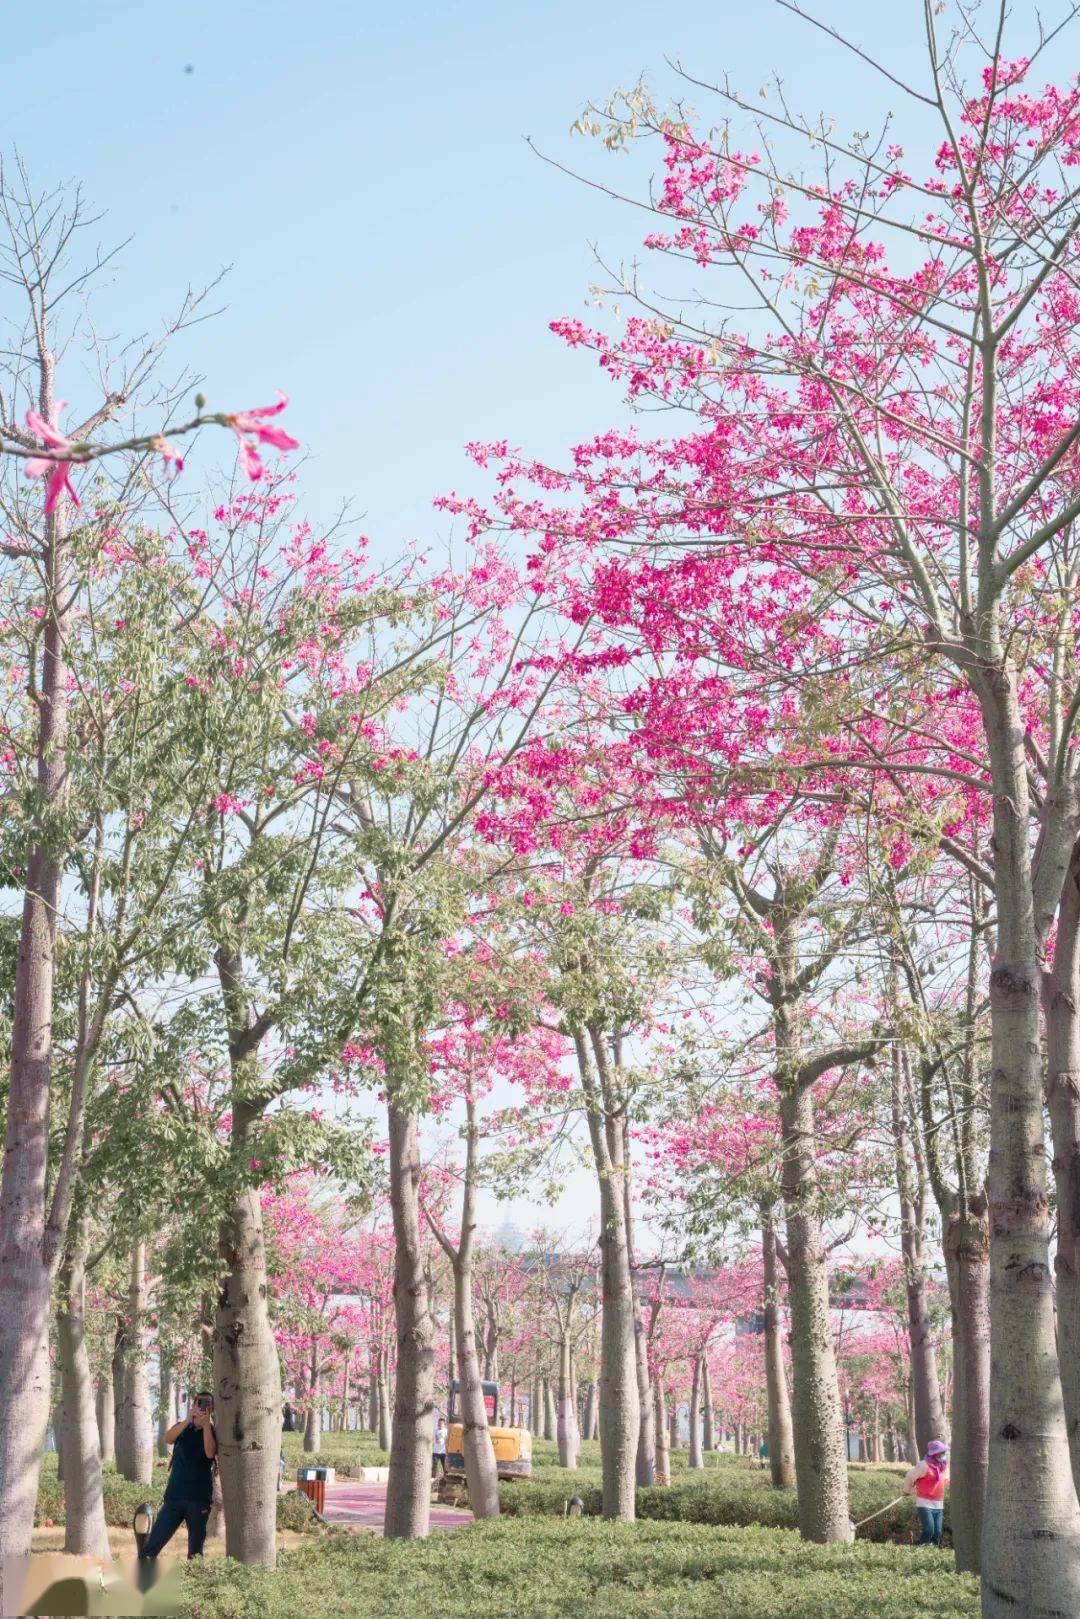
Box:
[138,1392,218,1560]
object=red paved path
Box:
[321,1480,471,1532]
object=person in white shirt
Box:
[432,1416,448,1478]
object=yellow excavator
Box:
[445,1379,532,1480]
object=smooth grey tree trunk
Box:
[384,1102,434,1539]
[431,1094,499,1519]
[701,1358,714,1454]
[556,1332,580,1469]
[577,1029,639,1521]
[156,1357,173,1459]
[688,1355,704,1469]
[892,1046,946,1453]
[762,1202,796,1488]
[57,1232,110,1556]
[304,1343,321,1454]
[1045,838,1080,1496]
[96,1375,115,1467]
[378,1352,392,1453]
[543,1377,556,1441]
[977,671,1080,1617]
[115,1245,153,1485]
[654,1383,670,1482]
[452,1255,499,1517]
[0,496,74,1586]
[779,1079,852,1541]
[581,1381,596,1446]
[945,1203,990,1575]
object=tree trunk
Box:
[978,674,1080,1618]
[542,1376,555,1441]
[1044,840,1080,1497]
[689,1355,704,1470]
[779,1079,852,1541]
[701,1358,714,1454]
[669,1400,678,1450]
[115,1245,153,1485]
[654,1382,670,1483]
[156,1358,173,1460]
[96,1375,115,1467]
[384,1102,434,1540]
[304,1343,321,1454]
[761,1211,803,1483]
[214,1176,282,1567]
[452,1253,499,1518]
[378,1350,392,1453]
[892,1046,946,1453]
[944,1200,991,1576]
[556,1331,580,1470]
[762,1202,796,1488]
[57,1232,110,1557]
[581,1381,596,1446]
[0,501,73,1583]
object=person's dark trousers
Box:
[432,1455,447,1479]
[138,1497,211,1559]
[916,1506,943,1546]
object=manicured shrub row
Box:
[492,1444,919,1546]
[179,1516,978,1618]
[34,1457,320,1536]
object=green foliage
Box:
[34,1456,173,1528]
[178,1517,978,1618]
[274,1490,323,1534]
[488,1444,915,1545]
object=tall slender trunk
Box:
[95,1376,115,1467]
[304,1343,321,1454]
[452,1254,499,1517]
[384,1101,434,1539]
[0,495,74,1578]
[439,1095,499,1519]
[942,1199,991,1574]
[892,1046,945,1452]
[543,1377,556,1440]
[1045,838,1080,1497]
[668,1398,678,1449]
[688,1354,703,1469]
[212,948,283,1567]
[761,1202,796,1488]
[115,1244,153,1485]
[978,674,1080,1617]
[581,1381,596,1446]
[57,1228,109,1556]
[578,1029,639,1521]
[654,1383,670,1482]
[701,1358,714,1454]
[778,1078,851,1541]
[378,1350,392,1453]
[157,1355,173,1459]
[556,1331,580,1469]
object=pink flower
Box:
[24,404,81,514]
[224,393,300,481]
[152,434,185,476]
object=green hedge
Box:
[490,1444,917,1546]
[179,1516,977,1618]
[34,1457,319,1536]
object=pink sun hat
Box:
[926,1440,949,1457]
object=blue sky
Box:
[8,0,1072,1229]
[9,0,1071,561]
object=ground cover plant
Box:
[178,1518,979,1619]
